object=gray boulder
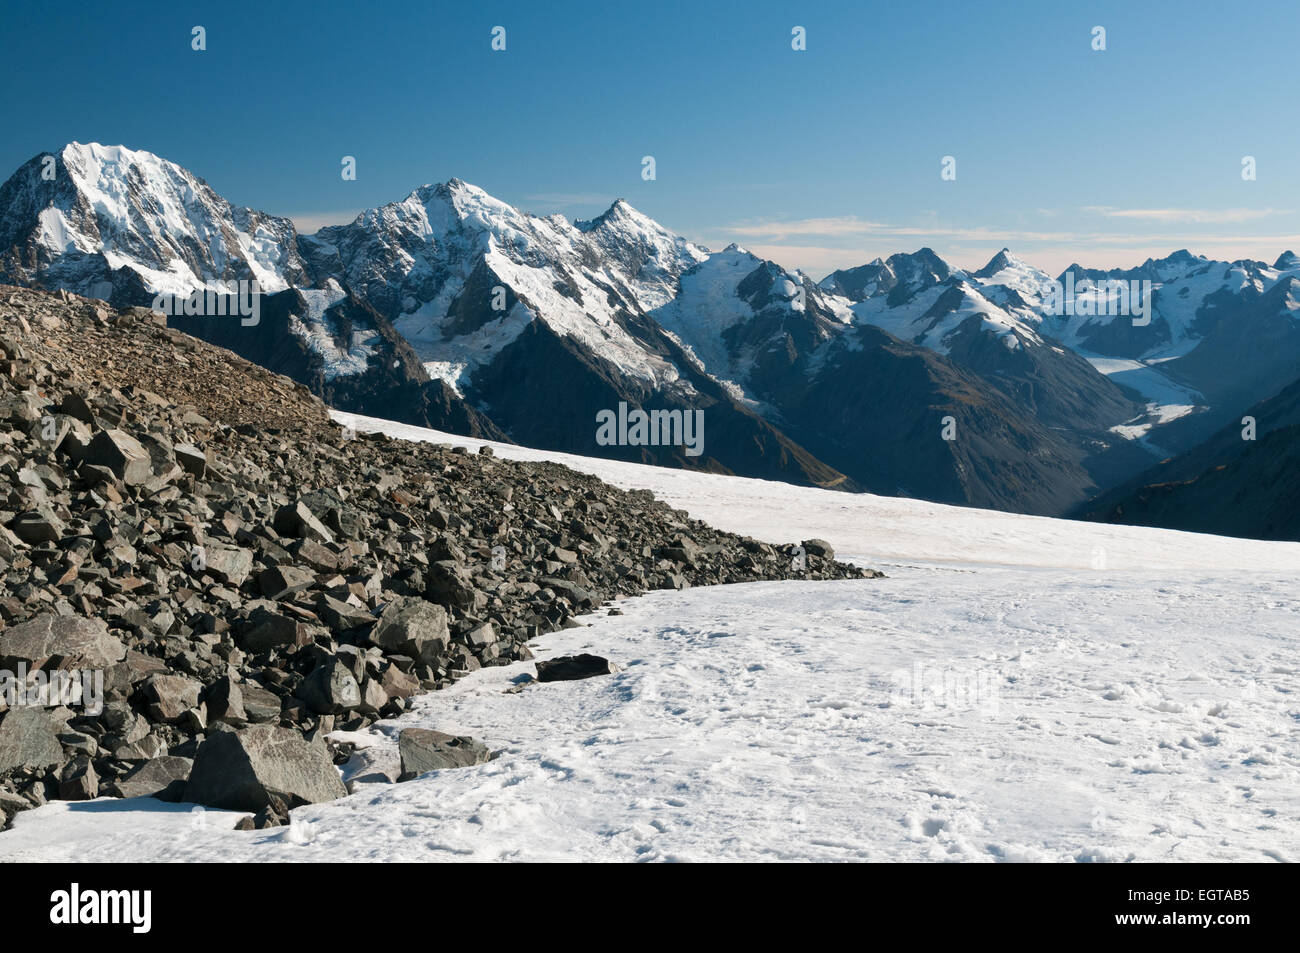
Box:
[369,597,449,665]
[0,706,69,772]
[397,728,491,781]
[0,613,126,672]
[114,756,193,801]
[184,724,346,812]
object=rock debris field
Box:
[0,287,875,830]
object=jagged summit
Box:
[974,247,1025,277]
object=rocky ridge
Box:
[0,286,877,829]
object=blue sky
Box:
[3,0,1297,275]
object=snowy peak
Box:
[974,247,1030,280]
[820,249,959,305]
[575,196,709,309]
[576,197,652,233]
[0,141,307,299]
[969,248,1052,307]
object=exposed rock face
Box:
[0,286,880,828]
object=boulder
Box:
[0,614,126,672]
[184,725,346,812]
[397,729,491,780]
[535,654,621,682]
[0,706,69,772]
[114,756,193,801]
[369,597,449,665]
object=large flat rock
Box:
[184,725,346,812]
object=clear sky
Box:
[3,0,1297,276]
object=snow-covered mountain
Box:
[298,179,709,395]
[293,177,844,486]
[827,244,1300,463]
[3,142,1298,522]
[0,142,309,300]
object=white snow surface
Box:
[3,416,1297,864]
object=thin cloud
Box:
[724,216,893,240]
[714,215,1300,251]
[1082,206,1291,224]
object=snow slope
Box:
[2,414,1297,863]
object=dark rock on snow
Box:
[535,654,622,683]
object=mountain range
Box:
[3,142,1298,530]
